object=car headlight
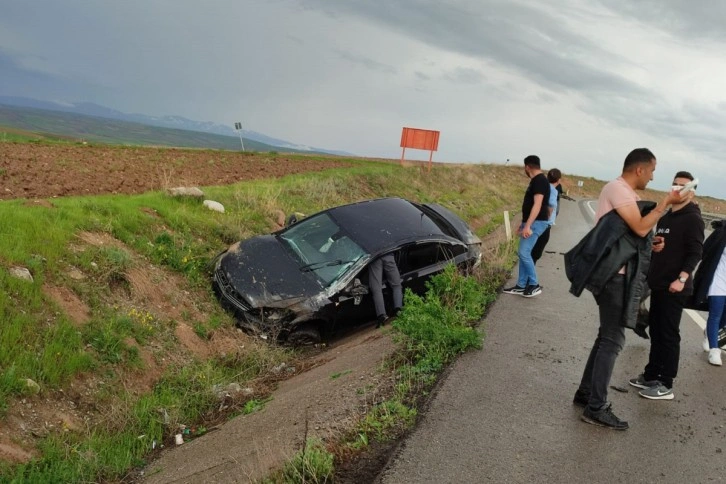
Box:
[244,307,295,326]
[260,307,294,322]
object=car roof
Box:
[323,197,458,254]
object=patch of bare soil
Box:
[44,284,91,326]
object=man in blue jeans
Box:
[503,155,550,297]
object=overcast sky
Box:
[3,0,726,198]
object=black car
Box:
[211,197,482,345]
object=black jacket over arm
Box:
[565,201,656,328]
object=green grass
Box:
[0,153,524,482]
[278,438,334,484]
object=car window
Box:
[278,212,367,285]
[399,242,465,273]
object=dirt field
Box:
[0,143,350,200]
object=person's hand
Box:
[669,278,685,293]
[665,187,686,205]
[652,235,665,253]
[521,225,533,239]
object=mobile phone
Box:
[678,178,698,195]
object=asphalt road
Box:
[378,197,726,483]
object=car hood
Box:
[217,235,325,307]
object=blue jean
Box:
[516,220,549,287]
[578,275,626,410]
[706,296,726,349]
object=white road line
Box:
[685,308,707,330]
[585,200,597,217]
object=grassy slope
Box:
[0,145,530,481]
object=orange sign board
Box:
[400,127,440,151]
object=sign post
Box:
[234,122,246,152]
[400,127,440,172]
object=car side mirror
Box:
[347,278,369,297]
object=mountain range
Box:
[0,96,352,156]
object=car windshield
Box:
[278,213,367,285]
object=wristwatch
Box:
[678,275,688,283]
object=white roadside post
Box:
[504,210,512,242]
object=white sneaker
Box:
[708,348,722,366]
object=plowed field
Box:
[0,143,350,200]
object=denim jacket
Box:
[564,201,656,328]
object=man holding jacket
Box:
[629,172,704,399]
[567,148,684,430]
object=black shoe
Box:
[523,284,542,298]
[581,404,629,430]
[376,314,387,328]
[502,285,526,295]
[573,390,589,408]
[633,325,649,339]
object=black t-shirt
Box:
[522,173,550,221]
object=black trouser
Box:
[531,226,551,264]
[578,275,626,410]
[643,290,688,388]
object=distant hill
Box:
[0,96,352,155]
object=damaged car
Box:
[211,197,482,345]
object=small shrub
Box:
[281,438,334,484]
[357,400,416,442]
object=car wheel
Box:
[287,323,321,346]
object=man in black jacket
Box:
[571,148,684,430]
[629,172,704,399]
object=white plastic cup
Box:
[175,434,184,445]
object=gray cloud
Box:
[598,0,726,42]
[442,67,486,84]
[335,50,397,74]
[1,0,726,198]
[300,0,639,95]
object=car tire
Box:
[287,323,322,346]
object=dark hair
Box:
[674,171,694,182]
[547,168,562,183]
[622,148,655,172]
[524,155,540,168]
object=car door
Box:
[398,241,467,296]
[329,248,406,332]
[328,265,378,334]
